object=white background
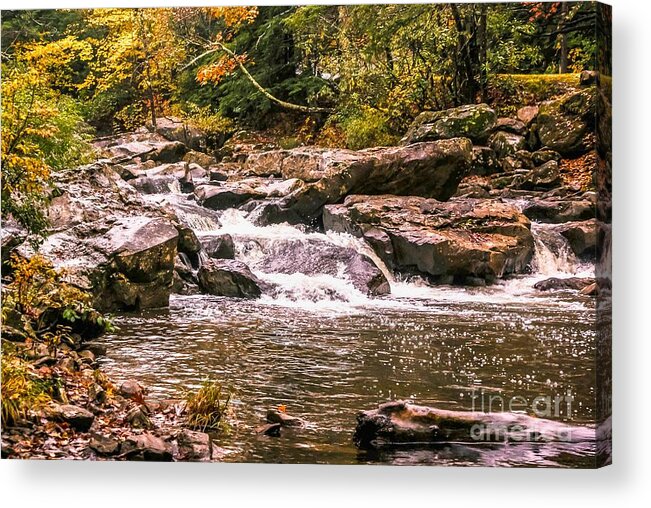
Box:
[1,0,649,506]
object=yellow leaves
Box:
[205,6,258,29]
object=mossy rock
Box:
[536,88,596,155]
[402,104,497,144]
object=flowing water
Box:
[97,197,598,467]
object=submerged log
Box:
[354,401,595,449]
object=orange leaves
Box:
[196,53,249,85]
[205,6,258,29]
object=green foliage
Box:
[1,255,114,342]
[183,379,231,432]
[339,107,399,150]
[1,344,56,426]
[1,59,93,235]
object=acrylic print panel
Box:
[0,2,611,467]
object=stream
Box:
[96,196,598,467]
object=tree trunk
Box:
[559,2,569,73]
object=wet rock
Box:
[126,406,153,429]
[536,88,595,155]
[154,117,205,152]
[177,226,201,255]
[354,400,594,448]
[324,195,534,283]
[402,104,497,144]
[199,234,235,260]
[580,70,599,86]
[252,139,473,224]
[209,169,229,182]
[256,423,281,437]
[511,161,561,191]
[455,183,490,199]
[266,409,305,427]
[551,219,598,258]
[517,105,539,126]
[130,175,179,194]
[120,433,173,461]
[197,259,262,298]
[47,404,95,432]
[488,130,527,159]
[175,429,212,461]
[57,356,77,373]
[248,237,390,296]
[522,198,595,224]
[89,433,120,456]
[78,350,96,365]
[533,277,595,292]
[195,183,265,211]
[83,342,107,358]
[119,380,145,400]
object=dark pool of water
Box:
[96,284,597,467]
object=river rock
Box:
[154,116,205,152]
[130,175,179,194]
[119,380,145,400]
[354,400,594,448]
[324,195,534,284]
[532,149,561,166]
[94,131,188,164]
[89,433,120,455]
[246,237,390,296]
[175,429,212,461]
[551,219,598,258]
[46,404,95,432]
[197,259,262,298]
[402,104,497,144]
[511,160,562,191]
[1,219,27,265]
[488,130,527,158]
[522,198,595,224]
[266,409,305,427]
[495,117,527,135]
[120,433,173,461]
[536,88,595,155]
[252,139,473,224]
[533,277,595,292]
[126,406,153,429]
[470,146,501,176]
[517,105,539,126]
[199,234,235,259]
[256,423,282,437]
[195,183,265,211]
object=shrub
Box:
[183,379,231,432]
[340,107,399,150]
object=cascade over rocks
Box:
[401,104,497,144]
[248,139,473,224]
[324,195,534,284]
[244,236,390,296]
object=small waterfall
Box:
[530,223,581,276]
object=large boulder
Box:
[536,88,596,155]
[120,433,173,461]
[197,259,262,298]
[94,130,188,164]
[324,195,534,284]
[511,160,562,191]
[522,198,595,224]
[154,116,205,152]
[46,404,95,432]
[488,130,527,158]
[243,237,390,296]
[195,183,266,211]
[251,139,473,225]
[37,163,180,311]
[354,400,594,448]
[402,104,497,144]
[550,219,599,258]
[199,234,235,259]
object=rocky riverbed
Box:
[1,81,611,465]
